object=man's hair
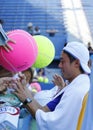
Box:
[23,67,34,83]
[0,66,4,71]
[63,50,84,73]
[0,66,13,77]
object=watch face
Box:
[23,98,32,105]
[27,98,32,103]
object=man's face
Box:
[58,52,76,82]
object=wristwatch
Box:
[23,98,32,105]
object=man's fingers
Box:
[8,39,16,44]
[6,44,13,51]
[3,45,10,52]
[5,38,16,51]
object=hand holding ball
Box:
[0,30,38,72]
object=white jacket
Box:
[35,74,90,130]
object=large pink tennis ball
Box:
[0,29,38,72]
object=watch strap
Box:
[23,98,32,105]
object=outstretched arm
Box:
[0,24,15,52]
[11,74,50,118]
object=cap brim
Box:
[81,63,91,74]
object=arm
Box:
[12,76,50,118]
[0,24,15,52]
[11,74,66,118]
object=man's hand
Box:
[12,74,33,103]
[0,77,13,94]
[3,38,15,52]
[0,25,15,52]
[52,74,65,90]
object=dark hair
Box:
[0,66,4,71]
[23,67,34,83]
[63,50,76,63]
[63,50,84,73]
[37,68,45,76]
[28,68,34,83]
[0,66,13,78]
[64,42,67,47]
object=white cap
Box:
[27,22,33,27]
[63,41,91,74]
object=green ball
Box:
[43,77,49,83]
[33,35,55,68]
[38,76,44,82]
[32,88,38,93]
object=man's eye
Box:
[61,60,65,63]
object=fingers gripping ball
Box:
[0,30,38,72]
[33,35,55,68]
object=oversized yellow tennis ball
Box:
[33,35,55,68]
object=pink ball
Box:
[0,29,38,72]
[30,82,41,92]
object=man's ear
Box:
[74,59,80,68]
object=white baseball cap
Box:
[63,41,91,74]
[27,22,33,27]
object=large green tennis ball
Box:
[33,35,55,68]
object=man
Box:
[13,41,91,130]
[27,22,34,36]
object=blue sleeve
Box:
[0,24,8,46]
[47,92,64,111]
